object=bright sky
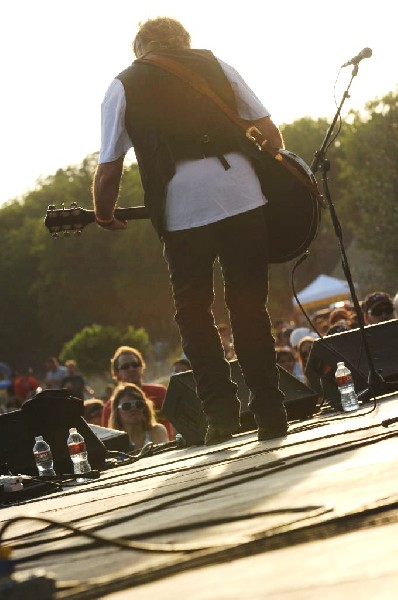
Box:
[0,0,396,207]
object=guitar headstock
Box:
[44,203,94,238]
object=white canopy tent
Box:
[293,274,352,311]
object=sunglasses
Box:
[118,398,145,411]
[118,360,141,370]
[369,305,393,317]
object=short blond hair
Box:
[133,17,191,57]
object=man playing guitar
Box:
[93,17,288,445]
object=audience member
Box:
[44,357,67,390]
[275,327,294,348]
[171,357,192,375]
[275,346,296,375]
[326,323,351,335]
[325,307,353,335]
[273,319,294,334]
[84,399,104,426]
[289,327,318,381]
[62,359,94,400]
[13,368,40,402]
[363,292,395,325]
[311,309,331,335]
[101,346,174,439]
[329,307,352,327]
[289,327,318,350]
[297,336,315,379]
[108,383,168,450]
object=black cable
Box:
[0,515,217,554]
[6,505,332,565]
[59,496,398,599]
[5,425,398,581]
[7,421,397,555]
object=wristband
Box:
[95,215,115,226]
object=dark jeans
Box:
[163,207,285,428]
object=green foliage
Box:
[1,93,398,373]
[60,323,150,376]
[337,89,398,291]
[281,116,331,165]
[0,154,175,373]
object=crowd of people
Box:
[0,345,192,452]
[274,290,398,389]
[1,290,397,450]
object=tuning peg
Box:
[51,233,59,239]
[48,204,56,211]
[73,230,82,236]
[63,231,71,238]
[70,202,78,209]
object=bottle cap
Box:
[35,436,43,442]
[337,362,344,367]
[69,428,77,434]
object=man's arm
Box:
[92,156,127,230]
[251,116,285,150]
[216,60,284,150]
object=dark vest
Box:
[117,49,256,234]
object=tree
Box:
[60,323,150,376]
[337,89,398,292]
[2,96,397,374]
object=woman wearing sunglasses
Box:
[108,383,168,450]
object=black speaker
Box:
[89,424,130,453]
[305,319,398,407]
[163,359,318,444]
[0,390,107,476]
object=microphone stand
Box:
[311,64,398,403]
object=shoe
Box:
[257,425,288,441]
[256,405,288,441]
[204,424,233,446]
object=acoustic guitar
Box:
[44,149,322,264]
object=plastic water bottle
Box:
[67,428,91,482]
[335,362,360,412]
[33,436,56,477]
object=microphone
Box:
[341,47,372,68]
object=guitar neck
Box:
[107,206,149,222]
[44,204,150,237]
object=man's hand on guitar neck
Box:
[93,156,128,231]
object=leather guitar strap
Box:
[136,53,320,198]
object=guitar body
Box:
[45,149,322,265]
[253,149,322,264]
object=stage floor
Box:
[1,393,398,599]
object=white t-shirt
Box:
[99,59,270,231]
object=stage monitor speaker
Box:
[163,359,318,445]
[0,390,107,476]
[89,424,130,453]
[305,319,398,407]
